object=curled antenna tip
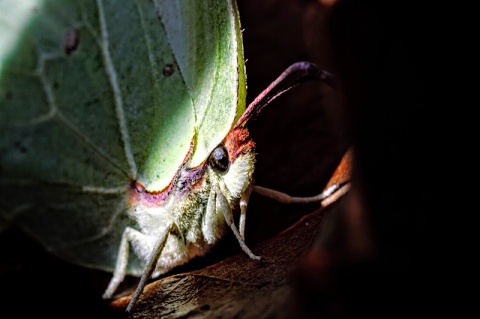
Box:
[293,62,335,87]
[317,69,336,87]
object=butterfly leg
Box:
[103,223,173,301]
[202,187,226,244]
[239,183,253,240]
[253,183,339,204]
[215,186,261,260]
[126,223,175,312]
[102,226,149,299]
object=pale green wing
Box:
[0,0,228,275]
[154,0,247,167]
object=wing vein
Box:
[97,0,137,178]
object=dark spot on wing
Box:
[163,64,174,76]
[64,28,79,55]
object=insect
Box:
[0,0,336,312]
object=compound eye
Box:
[209,145,229,172]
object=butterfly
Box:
[0,0,335,312]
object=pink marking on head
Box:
[224,127,255,162]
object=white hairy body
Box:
[103,132,256,301]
